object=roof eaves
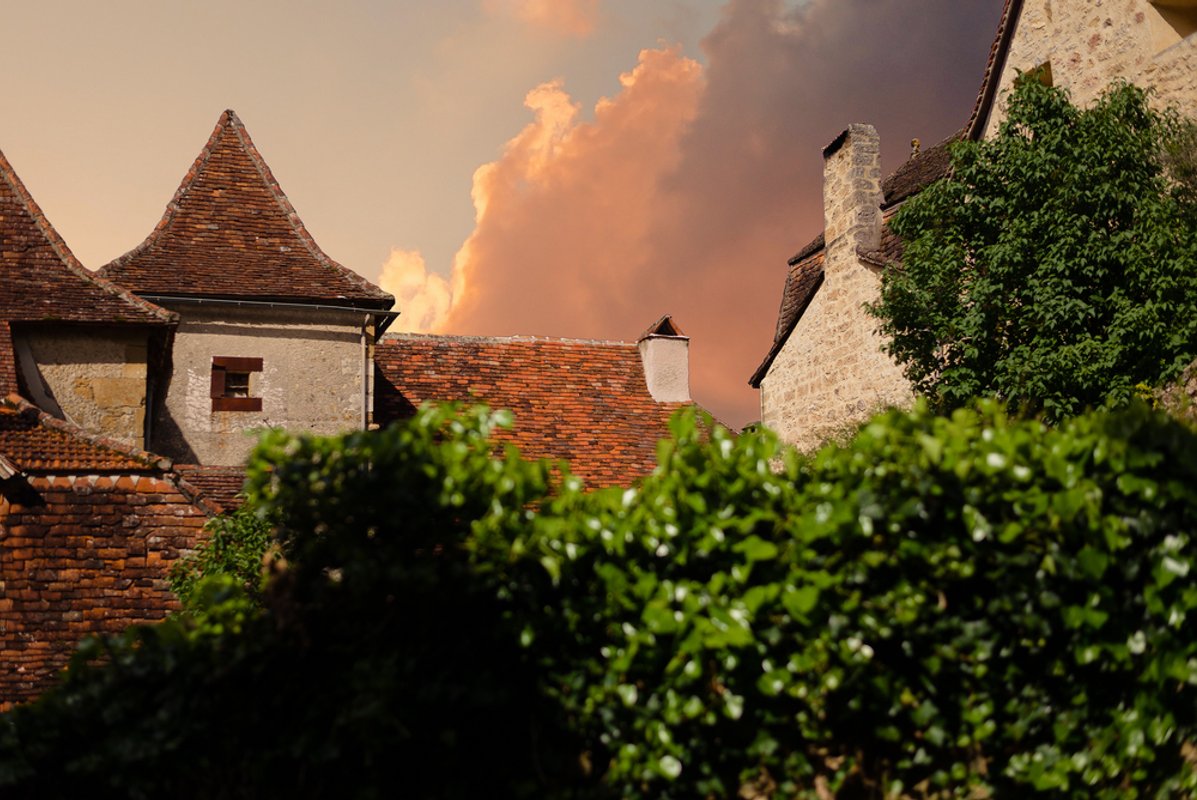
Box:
[748,268,825,388]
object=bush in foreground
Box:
[2,402,1196,798]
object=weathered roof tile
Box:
[375,334,705,488]
[101,110,393,307]
[0,149,173,326]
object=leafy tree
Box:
[869,80,1197,420]
[169,505,275,612]
[3,402,1197,798]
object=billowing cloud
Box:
[403,0,1004,426]
[484,0,602,38]
[377,248,452,333]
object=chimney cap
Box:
[638,314,687,342]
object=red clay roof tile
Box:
[0,395,166,473]
[375,334,704,488]
[173,464,247,511]
[0,150,173,326]
[100,110,393,307]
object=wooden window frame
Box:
[211,356,263,412]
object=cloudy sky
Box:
[0,0,1005,427]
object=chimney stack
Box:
[821,124,883,264]
[638,315,690,403]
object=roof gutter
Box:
[137,294,401,337]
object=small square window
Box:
[211,356,263,412]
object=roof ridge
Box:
[0,149,175,325]
[380,332,641,347]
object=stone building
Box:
[750,0,1197,451]
[100,110,396,466]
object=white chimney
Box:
[638,315,690,403]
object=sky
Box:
[0,0,1005,427]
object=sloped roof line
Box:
[101,109,393,305]
[965,0,1024,142]
[0,149,175,325]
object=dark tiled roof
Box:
[881,134,959,208]
[101,110,393,307]
[0,150,173,326]
[0,323,16,398]
[375,334,701,488]
[0,395,168,473]
[174,464,247,512]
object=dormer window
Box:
[211,356,263,412]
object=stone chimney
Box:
[638,315,690,403]
[821,123,883,267]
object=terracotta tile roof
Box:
[100,110,393,308]
[375,334,702,488]
[0,149,173,326]
[0,395,168,474]
[174,464,247,511]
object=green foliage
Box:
[4,402,1197,798]
[169,505,274,612]
[869,79,1197,421]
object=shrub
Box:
[3,402,1197,798]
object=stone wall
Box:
[0,473,210,707]
[980,0,1197,137]
[760,126,911,452]
[154,305,371,465]
[15,327,151,450]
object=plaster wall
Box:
[981,0,1197,138]
[16,328,149,449]
[155,305,371,465]
[760,127,910,451]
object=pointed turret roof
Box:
[0,149,173,326]
[101,110,394,308]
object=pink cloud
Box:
[400,0,1004,426]
[484,0,602,38]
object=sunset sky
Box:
[0,0,1005,427]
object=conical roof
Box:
[0,149,173,326]
[101,110,394,307]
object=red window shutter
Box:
[210,366,226,399]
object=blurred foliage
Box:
[169,505,275,612]
[869,80,1197,421]
[2,401,1197,798]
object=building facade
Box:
[751,0,1197,451]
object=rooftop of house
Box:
[100,110,394,308]
[374,331,709,488]
[0,148,174,328]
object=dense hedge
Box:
[2,402,1196,798]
